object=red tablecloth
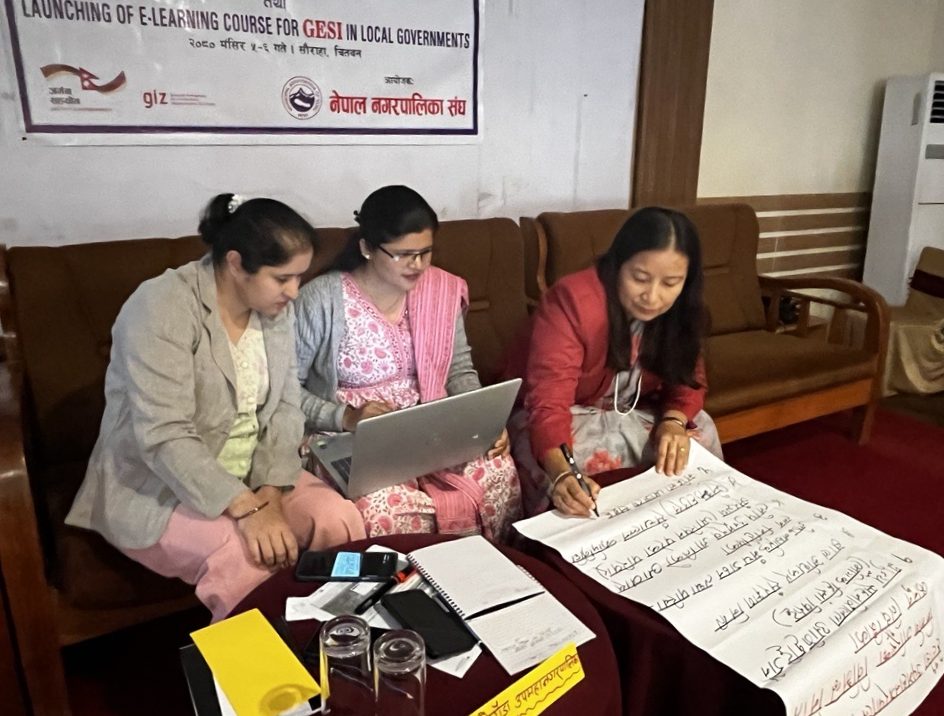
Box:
[230,533,621,715]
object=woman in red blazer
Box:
[509,207,723,516]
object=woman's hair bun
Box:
[198,193,235,246]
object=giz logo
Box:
[142,90,168,109]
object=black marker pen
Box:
[559,443,599,517]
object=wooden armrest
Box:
[0,362,68,714]
[0,359,51,592]
[758,275,889,355]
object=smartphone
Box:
[380,589,477,658]
[294,550,398,582]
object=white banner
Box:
[4,0,479,141]
[515,445,944,716]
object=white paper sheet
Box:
[514,443,944,716]
[467,592,595,675]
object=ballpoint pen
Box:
[559,443,600,517]
[353,566,416,614]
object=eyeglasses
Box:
[375,244,434,264]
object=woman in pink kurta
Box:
[296,185,521,539]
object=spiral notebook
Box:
[406,536,595,674]
[406,535,544,619]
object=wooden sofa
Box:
[521,203,890,443]
[0,218,528,715]
[0,202,886,713]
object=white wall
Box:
[932,1,944,71]
[0,1,643,246]
[699,0,944,198]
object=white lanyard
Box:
[613,369,642,416]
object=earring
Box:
[362,253,371,260]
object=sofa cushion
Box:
[704,331,877,416]
[432,218,529,384]
[303,227,353,281]
[684,204,767,336]
[43,461,193,608]
[540,209,630,288]
[9,237,206,465]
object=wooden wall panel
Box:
[698,193,872,280]
[757,210,869,234]
[699,192,870,211]
[632,0,714,207]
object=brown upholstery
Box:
[687,204,767,335]
[537,209,628,288]
[704,332,876,415]
[7,238,207,615]
[9,237,206,465]
[522,203,888,443]
[431,218,528,384]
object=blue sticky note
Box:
[331,552,362,578]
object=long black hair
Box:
[331,185,438,272]
[596,207,705,387]
[198,193,316,273]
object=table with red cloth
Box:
[516,453,944,716]
[229,533,622,715]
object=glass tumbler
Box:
[373,629,426,716]
[318,615,374,715]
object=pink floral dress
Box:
[337,274,521,538]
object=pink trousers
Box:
[122,471,366,621]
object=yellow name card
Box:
[192,608,320,716]
[469,642,585,716]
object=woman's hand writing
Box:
[655,416,691,476]
[550,473,601,517]
[487,428,510,459]
[342,401,395,431]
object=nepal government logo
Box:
[281,76,322,120]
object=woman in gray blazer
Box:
[66,193,365,621]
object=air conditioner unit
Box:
[863,73,944,305]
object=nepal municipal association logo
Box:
[281,76,322,120]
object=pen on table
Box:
[559,443,599,517]
[353,567,416,615]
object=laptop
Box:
[311,379,522,499]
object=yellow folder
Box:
[191,608,320,716]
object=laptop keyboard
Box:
[331,456,353,481]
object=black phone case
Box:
[380,590,477,658]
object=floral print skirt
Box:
[350,454,521,540]
[509,405,723,517]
